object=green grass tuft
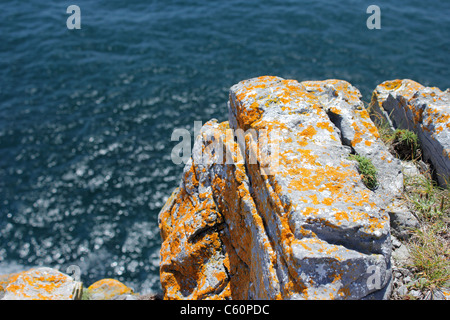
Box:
[408,223,450,288]
[390,129,421,161]
[348,154,378,190]
[81,288,92,300]
[404,174,450,222]
[403,173,450,289]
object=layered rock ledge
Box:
[370,79,450,186]
[159,76,405,300]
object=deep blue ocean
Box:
[0,0,449,294]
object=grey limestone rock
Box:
[159,76,403,300]
[370,79,450,187]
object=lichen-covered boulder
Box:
[1,267,80,300]
[0,272,19,299]
[159,76,403,300]
[370,79,450,186]
[86,278,134,300]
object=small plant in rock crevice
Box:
[348,154,378,190]
[389,129,421,161]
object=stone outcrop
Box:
[159,76,404,300]
[0,267,81,300]
[0,267,139,300]
[86,278,135,300]
[370,79,450,186]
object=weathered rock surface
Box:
[86,278,134,300]
[0,267,80,300]
[370,79,450,186]
[0,268,141,300]
[388,209,419,241]
[159,76,404,300]
[387,197,419,241]
[386,161,421,241]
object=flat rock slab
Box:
[159,76,403,300]
[370,79,450,186]
[1,267,79,300]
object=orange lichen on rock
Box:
[0,272,19,293]
[159,76,399,300]
[1,267,79,300]
[87,279,134,300]
[379,79,403,91]
[298,125,318,139]
[370,79,450,187]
